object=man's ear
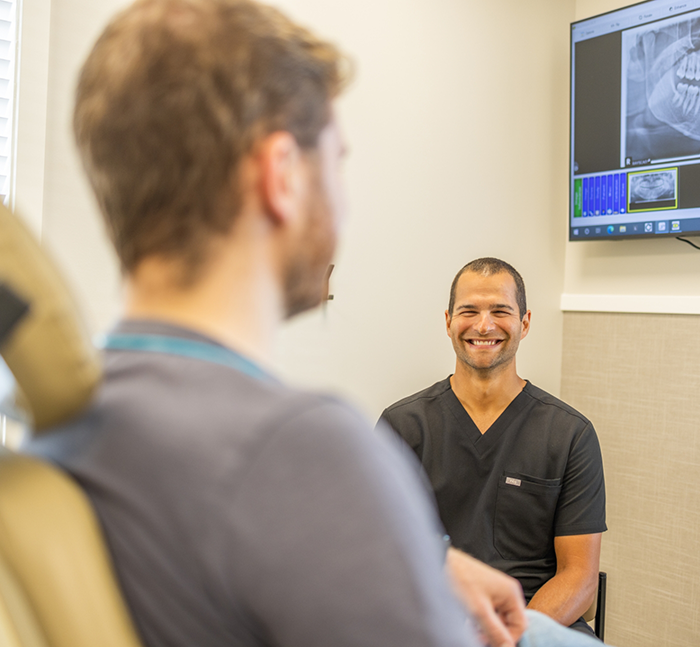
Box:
[258,131,306,225]
[445,309,452,338]
[520,310,532,340]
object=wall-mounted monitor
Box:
[570,0,700,241]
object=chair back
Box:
[0,204,99,430]
[0,205,144,647]
[0,450,144,647]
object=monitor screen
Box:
[570,0,700,240]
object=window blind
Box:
[0,0,17,205]
[0,0,16,445]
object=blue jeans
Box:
[519,611,608,647]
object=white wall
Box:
[19,0,576,420]
[565,0,700,309]
[13,0,53,236]
[275,0,575,417]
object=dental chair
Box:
[0,204,143,647]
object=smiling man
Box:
[380,257,607,636]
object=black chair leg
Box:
[595,571,607,642]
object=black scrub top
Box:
[380,377,606,601]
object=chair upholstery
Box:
[0,205,144,647]
[0,450,144,647]
[0,204,100,431]
[0,550,49,647]
[582,583,597,623]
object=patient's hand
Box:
[446,547,527,647]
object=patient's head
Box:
[73,0,348,283]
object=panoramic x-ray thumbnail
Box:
[625,17,700,162]
[628,169,677,207]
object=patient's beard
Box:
[282,167,336,320]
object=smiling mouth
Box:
[467,339,503,347]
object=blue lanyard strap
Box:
[98,333,274,383]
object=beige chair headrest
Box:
[0,205,101,431]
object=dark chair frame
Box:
[594,571,607,642]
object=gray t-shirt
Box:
[27,320,477,647]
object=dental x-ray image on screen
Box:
[624,17,700,162]
[628,169,677,211]
[570,0,700,241]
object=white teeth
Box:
[678,56,688,78]
[683,85,698,114]
[689,86,700,114]
[674,82,688,107]
[688,86,700,114]
[648,49,700,140]
[471,340,498,346]
[671,54,700,114]
[688,54,697,80]
[682,86,694,113]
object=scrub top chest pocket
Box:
[494,472,562,561]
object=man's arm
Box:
[446,548,527,647]
[526,533,602,626]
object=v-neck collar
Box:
[443,378,533,454]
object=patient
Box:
[380,258,606,634]
[26,1,609,645]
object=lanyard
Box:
[99,333,274,383]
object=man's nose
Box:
[475,313,495,334]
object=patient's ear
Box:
[258,131,306,226]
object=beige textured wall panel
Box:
[561,311,700,647]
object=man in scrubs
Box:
[380,257,606,635]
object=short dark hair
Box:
[74,0,349,281]
[448,257,527,318]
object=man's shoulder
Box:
[521,382,592,428]
[99,318,366,437]
[382,376,453,418]
[27,344,376,483]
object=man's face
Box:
[445,271,530,374]
[283,114,346,318]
